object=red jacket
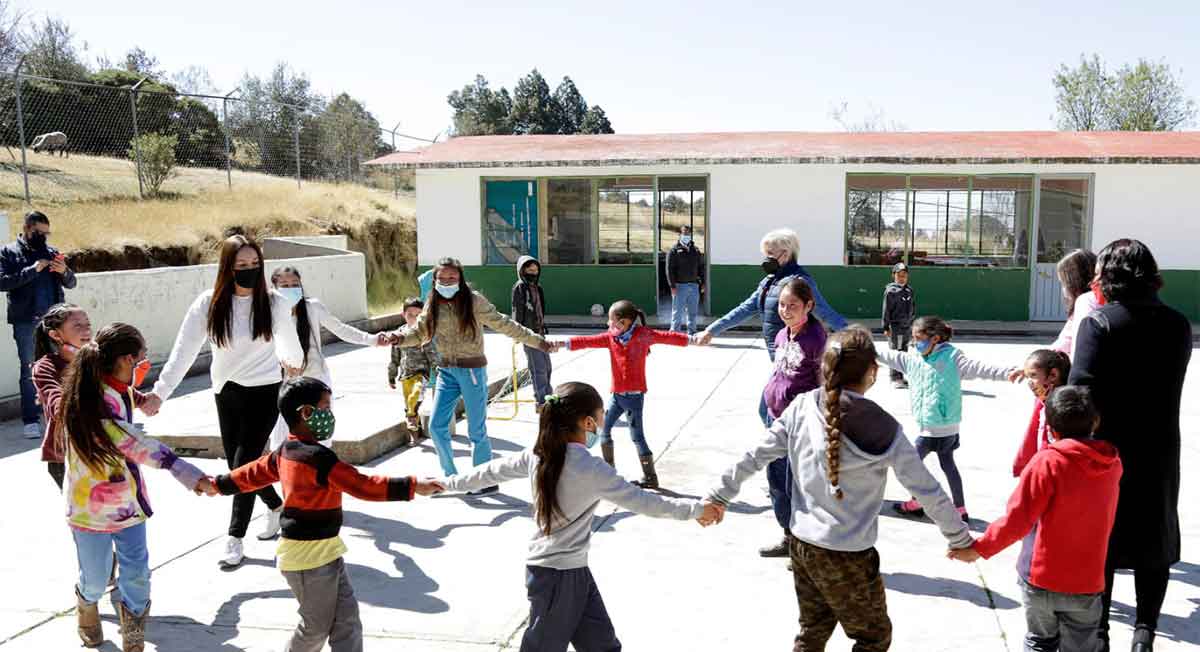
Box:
[216,433,414,540]
[567,326,689,394]
[975,438,1122,594]
[1011,398,1050,477]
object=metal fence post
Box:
[390,121,400,198]
[293,117,301,189]
[129,77,148,199]
[13,60,30,205]
[222,88,239,190]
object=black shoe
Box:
[466,485,499,496]
[1132,626,1155,652]
[759,536,790,558]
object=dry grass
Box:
[1,151,418,315]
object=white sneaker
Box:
[257,508,282,540]
[218,536,244,568]
[23,423,41,439]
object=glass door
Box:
[1031,177,1090,321]
[656,176,708,318]
[483,180,538,265]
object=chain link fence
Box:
[1,63,426,204]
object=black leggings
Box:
[215,381,283,538]
[915,435,965,508]
[1101,565,1170,635]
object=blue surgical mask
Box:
[278,287,304,307]
[585,430,599,448]
[680,235,692,246]
[435,282,460,299]
[914,339,934,355]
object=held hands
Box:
[946,545,981,563]
[414,478,446,496]
[696,499,726,527]
[541,339,563,354]
[194,476,220,497]
[140,393,163,417]
[695,330,715,347]
[375,332,391,347]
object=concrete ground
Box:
[1,332,1197,651]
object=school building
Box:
[365,131,1200,323]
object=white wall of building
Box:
[417,162,1200,268]
[0,250,367,401]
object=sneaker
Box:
[257,508,282,540]
[894,499,925,517]
[23,422,41,439]
[218,536,244,568]
[466,485,499,496]
[957,507,970,523]
[758,535,790,558]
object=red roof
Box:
[363,131,1200,168]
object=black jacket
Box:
[881,282,915,330]
[665,241,704,287]
[511,255,547,335]
[0,238,76,324]
[1069,297,1192,568]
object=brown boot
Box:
[118,600,149,652]
[75,587,103,647]
[600,442,615,469]
[633,455,658,489]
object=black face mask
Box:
[26,232,48,250]
[233,267,261,290]
[761,256,781,276]
[521,273,539,285]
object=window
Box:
[598,177,655,264]
[1036,178,1088,264]
[845,174,1031,268]
[545,179,593,264]
[658,176,707,255]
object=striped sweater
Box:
[215,433,415,540]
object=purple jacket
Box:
[763,320,827,420]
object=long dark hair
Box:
[609,299,647,328]
[272,266,311,370]
[35,303,84,360]
[819,326,877,500]
[425,257,477,340]
[533,381,604,536]
[208,235,273,348]
[61,323,145,473]
[1055,249,1098,316]
[1095,238,1163,303]
[912,315,953,343]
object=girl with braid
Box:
[706,326,972,651]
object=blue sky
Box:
[23,0,1200,145]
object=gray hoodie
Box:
[709,388,972,552]
[443,444,702,569]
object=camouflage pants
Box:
[791,539,892,652]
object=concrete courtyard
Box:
[1,332,1197,651]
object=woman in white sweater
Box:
[146,235,304,568]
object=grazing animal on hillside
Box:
[31,131,69,157]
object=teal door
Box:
[484,180,538,265]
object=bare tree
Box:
[829,101,906,132]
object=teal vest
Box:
[905,344,962,429]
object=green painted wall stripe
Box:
[457,265,657,315]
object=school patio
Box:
[1,331,1197,651]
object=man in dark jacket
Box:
[1,211,77,437]
[665,226,704,334]
[511,255,552,409]
[881,262,915,388]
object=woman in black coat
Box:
[1069,238,1192,651]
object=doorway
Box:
[483,180,538,265]
[656,176,709,320]
[1030,177,1092,321]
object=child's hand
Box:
[697,499,726,527]
[414,478,445,496]
[388,382,396,390]
[375,333,391,347]
[1007,368,1026,383]
[946,545,981,563]
[695,330,714,347]
[194,476,219,497]
[689,333,709,346]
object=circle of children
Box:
[19,208,1190,652]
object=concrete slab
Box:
[1,333,1197,651]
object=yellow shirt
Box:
[275,536,348,572]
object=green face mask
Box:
[302,406,336,441]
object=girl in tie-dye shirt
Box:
[61,323,214,650]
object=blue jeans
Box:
[523,346,553,406]
[601,392,651,457]
[670,283,700,334]
[761,402,793,531]
[430,366,492,476]
[72,522,150,615]
[12,321,40,424]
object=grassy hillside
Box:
[1,151,418,314]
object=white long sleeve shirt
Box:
[152,289,304,399]
[1050,292,1101,360]
[296,297,377,386]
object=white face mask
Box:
[680,235,693,246]
[435,282,460,299]
[278,287,304,307]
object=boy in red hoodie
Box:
[950,385,1121,652]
